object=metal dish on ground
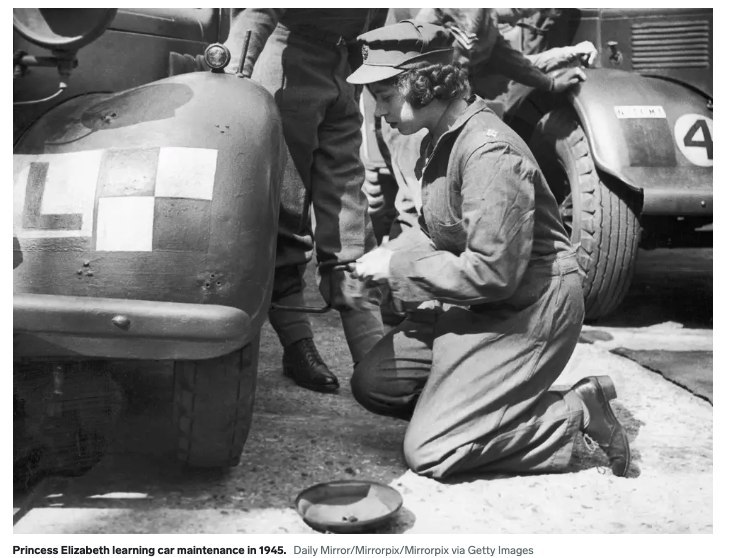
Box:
[295,480,403,533]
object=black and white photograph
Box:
[11,6,715,547]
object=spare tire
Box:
[173,335,259,468]
[530,108,641,320]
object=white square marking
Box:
[41,151,103,215]
[155,147,217,200]
[96,197,154,251]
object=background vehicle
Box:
[13,8,284,481]
[362,8,713,320]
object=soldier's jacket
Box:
[498,8,564,56]
[226,8,387,78]
[385,97,572,305]
[415,8,553,93]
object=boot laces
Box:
[583,433,600,453]
[297,338,325,368]
[583,433,609,475]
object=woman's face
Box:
[370,82,426,136]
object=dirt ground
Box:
[13,250,713,535]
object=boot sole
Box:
[283,366,339,393]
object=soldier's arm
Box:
[528,42,598,73]
[493,8,539,26]
[481,33,554,91]
[224,8,286,76]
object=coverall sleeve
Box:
[387,142,536,305]
[481,34,554,91]
[224,8,287,77]
[383,220,434,254]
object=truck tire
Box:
[529,108,641,320]
[173,335,259,468]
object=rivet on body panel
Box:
[112,315,131,330]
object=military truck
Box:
[13,8,284,481]
[362,8,713,320]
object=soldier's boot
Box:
[283,337,339,393]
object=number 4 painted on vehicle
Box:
[683,119,713,160]
[674,114,713,167]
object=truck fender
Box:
[14,71,285,357]
[568,68,712,215]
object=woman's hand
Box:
[352,248,394,284]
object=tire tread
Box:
[173,337,259,468]
[530,108,640,320]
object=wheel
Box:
[529,108,641,320]
[173,335,259,468]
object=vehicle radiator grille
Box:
[631,19,710,70]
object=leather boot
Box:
[571,375,631,477]
[282,338,339,393]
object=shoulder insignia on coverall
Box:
[486,129,498,138]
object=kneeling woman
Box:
[347,21,631,479]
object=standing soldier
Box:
[224,9,388,393]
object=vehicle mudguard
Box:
[13,71,285,357]
[569,68,712,216]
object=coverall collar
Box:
[422,95,492,172]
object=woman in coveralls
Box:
[347,21,631,479]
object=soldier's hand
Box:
[572,41,598,67]
[550,66,587,93]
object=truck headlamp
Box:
[204,43,230,72]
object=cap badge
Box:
[362,44,369,61]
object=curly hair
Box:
[394,62,469,108]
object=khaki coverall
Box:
[351,98,586,479]
[225,9,387,362]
